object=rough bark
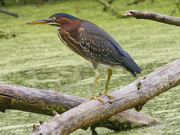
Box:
[32,59,180,135]
[0,83,161,132]
[0,8,20,17]
[124,10,180,26]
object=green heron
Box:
[27,13,142,103]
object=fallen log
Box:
[31,59,180,135]
[124,10,180,26]
[0,83,84,115]
[0,82,161,133]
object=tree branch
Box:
[0,8,20,17]
[124,10,180,26]
[32,59,180,135]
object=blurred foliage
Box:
[99,0,180,17]
[0,0,67,6]
[0,29,16,39]
[171,0,180,15]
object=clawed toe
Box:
[96,93,114,99]
[103,93,114,99]
[81,97,104,104]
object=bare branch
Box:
[0,8,20,17]
[32,59,180,135]
[124,10,180,26]
[127,0,145,6]
[171,0,180,16]
[99,0,111,8]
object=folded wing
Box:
[80,21,142,77]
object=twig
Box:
[98,0,126,18]
[127,0,145,6]
[171,0,180,16]
[0,8,20,17]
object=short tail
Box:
[126,68,140,77]
[123,52,142,77]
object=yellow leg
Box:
[103,69,114,99]
[82,69,104,104]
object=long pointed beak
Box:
[27,19,51,25]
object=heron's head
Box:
[27,13,80,27]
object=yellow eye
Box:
[49,17,56,21]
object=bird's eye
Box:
[49,17,56,21]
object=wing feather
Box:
[80,31,124,66]
[79,21,142,76]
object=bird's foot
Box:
[103,93,114,99]
[97,93,114,99]
[81,97,104,104]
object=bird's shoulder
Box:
[79,20,126,57]
[80,20,113,39]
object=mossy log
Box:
[0,82,161,133]
[90,109,162,133]
[32,59,180,135]
[124,10,180,26]
[0,83,84,115]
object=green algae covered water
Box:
[0,0,180,134]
